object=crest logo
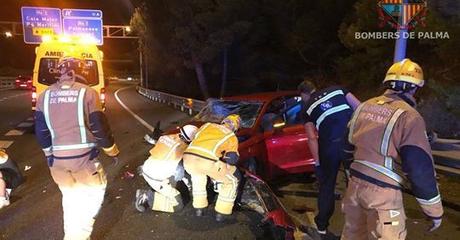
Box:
[377,0,427,30]
[320,101,333,111]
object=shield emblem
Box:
[378,0,427,29]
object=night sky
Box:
[1,0,138,75]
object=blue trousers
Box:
[314,138,344,231]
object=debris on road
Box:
[122,171,134,179]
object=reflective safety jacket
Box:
[143,134,187,181]
[184,123,238,161]
[149,134,187,162]
[348,90,443,219]
[35,81,114,159]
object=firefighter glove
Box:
[103,144,120,157]
[222,152,239,165]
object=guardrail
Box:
[137,86,206,115]
[0,77,15,89]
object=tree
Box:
[160,0,252,99]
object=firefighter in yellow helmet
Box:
[0,149,23,210]
[183,114,241,222]
[341,59,443,240]
[135,125,198,213]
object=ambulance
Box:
[32,35,106,111]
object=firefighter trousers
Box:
[183,154,239,215]
[341,177,407,240]
[141,169,182,213]
[50,160,107,240]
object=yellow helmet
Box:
[221,114,241,132]
[383,59,424,90]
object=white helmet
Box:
[179,125,198,143]
[0,149,8,164]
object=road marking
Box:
[0,92,29,102]
[0,140,14,149]
[435,164,460,176]
[18,122,34,128]
[114,86,154,132]
[5,130,25,136]
[27,117,34,121]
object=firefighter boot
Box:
[135,189,154,212]
[215,212,230,222]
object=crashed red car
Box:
[154,91,315,239]
[192,91,315,180]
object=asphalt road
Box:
[0,82,273,240]
[0,82,459,240]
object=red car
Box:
[15,75,33,90]
[192,91,315,180]
[156,91,313,239]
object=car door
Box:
[263,96,315,179]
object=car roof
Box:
[224,90,299,103]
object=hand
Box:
[314,165,323,181]
[103,144,120,157]
[428,218,442,232]
[46,155,54,167]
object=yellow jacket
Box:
[149,134,187,162]
[184,123,238,161]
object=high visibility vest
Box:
[184,123,238,161]
[40,83,97,155]
[148,134,187,162]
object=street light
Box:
[4,31,13,38]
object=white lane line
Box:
[0,140,14,149]
[18,122,34,128]
[5,130,25,136]
[114,86,154,132]
[27,117,34,121]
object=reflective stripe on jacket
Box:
[184,123,238,161]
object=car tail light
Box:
[27,80,32,83]
[15,79,20,83]
[32,86,37,110]
[100,88,106,102]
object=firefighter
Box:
[35,56,119,240]
[183,114,241,222]
[0,149,23,210]
[297,80,360,235]
[135,125,198,213]
[341,59,443,240]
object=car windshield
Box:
[194,99,263,128]
[38,58,99,86]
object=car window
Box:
[194,99,263,128]
[38,58,99,86]
[260,96,303,131]
[283,96,303,125]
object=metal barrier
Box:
[0,77,15,89]
[137,86,206,116]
